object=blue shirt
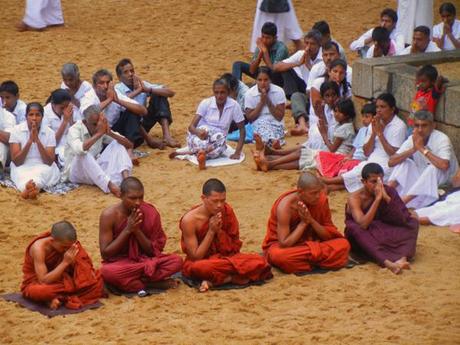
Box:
[352,126,369,161]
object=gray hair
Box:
[83,104,101,120]
[61,63,80,78]
[92,69,113,85]
[414,110,434,122]
[304,29,322,44]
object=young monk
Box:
[99,177,182,293]
[180,178,272,292]
[21,221,104,310]
[345,163,419,274]
[262,172,350,273]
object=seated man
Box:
[0,107,15,174]
[366,27,397,58]
[60,63,93,115]
[433,2,460,50]
[99,177,183,293]
[0,80,27,124]
[350,8,405,57]
[21,221,104,310]
[398,26,442,55]
[232,21,288,83]
[388,110,458,209]
[345,163,419,275]
[62,105,133,197]
[180,178,272,292]
[262,172,350,273]
[115,58,180,148]
[312,20,347,61]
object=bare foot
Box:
[146,136,165,150]
[271,140,281,150]
[21,180,38,199]
[199,280,212,293]
[163,137,181,148]
[395,257,411,270]
[252,150,262,171]
[16,21,43,32]
[384,259,402,275]
[197,150,206,170]
[290,125,308,136]
[108,182,121,198]
[131,157,140,166]
[147,278,180,290]
[258,150,269,172]
[49,297,61,310]
[254,133,264,151]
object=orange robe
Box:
[21,232,104,309]
[262,190,350,273]
[180,203,272,286]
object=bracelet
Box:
[422,148,430,156]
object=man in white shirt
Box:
[366,27,398,58]
[312,20,347,62]
[350,8,405,57]
[80,69,152,150]
[433,2,460,50]
[114,58,180,148]
[0,81,27,124]
[398,26,442,55]
[0,108,16,175]
[388,111,458,209]
[60,63,93,112]
[63,105,133,197]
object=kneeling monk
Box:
[180,178,272,292]
[262,172,350,273]
[99,177,183,292]
[21,221,104,310]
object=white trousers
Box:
[69,141,132,193]
[389,159,448,209]
[342,158,393,193]
[396,0,433,45]
[23,0,64,29]
[10,161,60,192]
[0,142,8,168]
[416,191,460,226]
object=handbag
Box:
[259,0,290,13]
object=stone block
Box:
[444,85,460,127]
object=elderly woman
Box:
[9,102,60,199]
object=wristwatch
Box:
[422,148,430,156]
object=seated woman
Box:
[345,163,419,275]
[43,89,80,167]
[253,98,355,172]
[169,79,245,170]
[307,59,351,150]
[245,67,286,147]
[432,2,460,51]
[9,102,60,199]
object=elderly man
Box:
[262,172,350,273]
[397,26,442,55]
[388,110,458,209]
[62,105,133,197]
[60,63,93,114]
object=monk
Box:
[21,221,104,310]
[345,163,419,274]
[99,177,182,293]
[180,178,273,292]
[262,172,350,273]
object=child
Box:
[317,102,376,178]
[253,98,355,172]
[0,80,27,124]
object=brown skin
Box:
[0,91,20,113]
[363,15,396,46]
[52,102,74,146]
[411,31,431,53]
[310,64,346,108]
[250,34,277,75]
[434,11,460,49]
[62,74,83,107]
[273,37,320,73]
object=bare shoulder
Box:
[100,203,120,220]
[29,238,47,258]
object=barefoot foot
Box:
[253,133,264,151]
[384,260,402,275]
[108,182,121,198]
[197,150,206,170]
[163,137,181,148]
[49,297,61,310]
[146,136,165,150]
[395,257,411,270]
[199,280,212,293]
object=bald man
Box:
[21,221,104,309]
[262,172,350,273]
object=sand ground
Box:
[0,0,459,344]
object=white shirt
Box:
[7,99,27,124]
[195,96,244,136]
[350,28,405,54]
[398,41,442,55]
[79,88,140,127]
[8,121,56,165]
[245,84,286,126]
[306,62,353,91]
[397,129,459,179]
[115,81,164,107]
[281,48,323,85]
[42,103,82,151]
[365,115,407,160]
[60,80,93,101]
[0,108,16,133]
[334,122,355,154]
[432,19,460,50]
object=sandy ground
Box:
[1,0,459,344]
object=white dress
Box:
[396,0,433,45]
[23,0,64,30]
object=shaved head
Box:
[51,221,77,242]
[120,177,144,195]
[297,172,323,191]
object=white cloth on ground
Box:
[415,191,460,226]
[174,144,245,167]
[23,0,64,29]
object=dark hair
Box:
[256,66,272,80]
[261,22,277,37]
[304,29,322,44]
[362,162,384,179]
[439,2,456,15]
[120,176,144,195]
[381,8,398,23]
[116,58,133,77]
[202,178,226,196]
[325,59,349,97]
[312,20,330,36]
[0,80,19,96]
[416,64,439,83]
[26,102,44,116]
[220,73,239,92]
[323,40,340,53]
[361,102,376,115]
[376,93,398,113]
[335,99,356,120]
[47,89,72,105]
[51,221,77,242]
[319,80,340,97]
[414,25,431,37]
[372,27,390,44]
[92,69,113,85]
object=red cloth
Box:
[413,87,441,114]
[262,190,350,273]
[316,151,361,178]
[180,203,272,286]
[21,232,104,309]
[101,202,182,292]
